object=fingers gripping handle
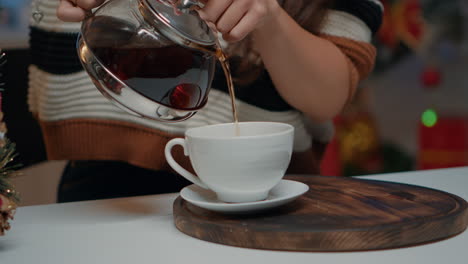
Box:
[165,138,208,189]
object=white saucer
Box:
[179,180,309,214]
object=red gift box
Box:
[418,117,468,170]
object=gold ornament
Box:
[0,194,17,236]
[337,115,380,165]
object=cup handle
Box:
[165,138,208,189]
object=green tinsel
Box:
[0,138,21,203]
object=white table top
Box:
[1,167,467,264]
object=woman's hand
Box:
[57,0,105,22]
[197,0,280,42]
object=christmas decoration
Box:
[421,66,442,89]
[321,87,414,177]
[418,117,468,170]
[415,1,468,170]
[330,0,468,176]
[336,92,414,176]
[421,108,438,128]
[384,0,426,50]
[374,0,427,72]
[0,49,20,236]
[375,0,467,72]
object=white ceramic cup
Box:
[164,122,294,203]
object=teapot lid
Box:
[141,0,216,47]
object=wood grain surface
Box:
[173,175,468,251]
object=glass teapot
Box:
[77,0,218,122]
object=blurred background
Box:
[1,0,467,205]
[320,0,468,177]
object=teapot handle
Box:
[174,0,205,12]
[85,10,93,19]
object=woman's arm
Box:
[199,0,381,122]
[252,6,351,122]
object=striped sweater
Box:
[28,0,383,174]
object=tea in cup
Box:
[164,122,294,203]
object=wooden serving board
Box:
[173,176,468,251]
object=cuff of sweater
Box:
[319,34,377,100]
[38,119,186,172]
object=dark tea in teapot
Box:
[83,16,215,111]
[78,0,240,124]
